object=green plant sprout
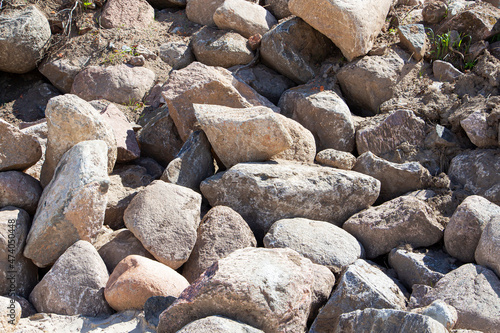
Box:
[426,28,473,71]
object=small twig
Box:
[64,0,80,36]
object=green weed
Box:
[427,28,473,71]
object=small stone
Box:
[128,55,145,66]
[423,1,448,24]
[411,300,458,330]
[315,149,356,170]
[159,42,195,70]
[433,60,464,82]
[398,24,427,61]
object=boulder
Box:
[264,0,291,19]
[157,248,335,333]
[24,141,110,268]
[343,196,444,258]
[200,161,380,239]
[21,120,48,180]
[105,255,189,311]
[100,0,155,29]
[182,206,257,283]
[444,195,500,263]
[185,0,259,26]
[264,218,364,274]
[177,316,264,333]
[0,171,42,215]
[289,0,393,61]
[71,65,156,105]
[0,119,42,172]
[0,296,21,331]
[269,114,316,163]
[423,1,448,24]
[310,259,407,333]
[29,240,112,316]
[433,60,464,82]
[475,215,500,277]
[315,149,356,170]
[159,41,195,70]
[260,17,335,84]
[411,300,458,331]
[39,56,89,93]
[460,110,498,148]
[398,24,427,61]
[0,6,51,73]
[124,180,202,269]
[40,94,117,188]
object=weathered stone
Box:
[158,248,335,333]
[289,0,393,61]
[260,17,335,84]
[100,0,155,29]
[444,195,500,263]
[0,296,21,331]
[279,86,355,151]
[182,206,257,283]
[185,0,258,26]
[124,180,201,269]
[270,114,316,163]
[71,65,156,105]
[343,196,444,258]
[316,149,356,170]
[159,41,195,70]
[201,161,380,239]
[0,6,51,74]
[423,1,448,24]
[39,56,89,93]
[21,120,48,181]
[29,240,112,316]
[177,316,265,333]
[128,55,145,66]
[433,60,464,82]
[310,259,407,333]
[265,0,291,19]
[0,120,42,172]
[264,218,364,274]
[214,0,277,38]
[194,104,292,168]
[24,141,110,268]
[412,300,458,331]
[0,171,42,215]
[398,24,427,61]
[475,215,500,277]
[40,94,117,188]
[460,110,498,148]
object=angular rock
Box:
[71,65,156,105]
[21,120,48,180]
[39,56,89,93]
[213,0,277,38]
[289,0,393,61]
[177,316,265,333]
[105,255,189,311]
[0,6,51,73]
[100,0,155,29]
[194,104,292,168]
[40,94,117,187]
[24,141,110,267]
[0,296,21,331]
[279,86,355,151]
[310,259,407,333]
[398,24,427,61]
[29,240,112,316]
[260,17,335,84]
[157,248,335,333]
[460,110,498,148]
[265,0,291,19]
[433,60,464,82]
[412,300,458,331]
[316,149,356,170]
[124,180,201,269]
[270,114,316,163]
[475,215,500,277]
[0,171,42,215]
[444,195,500,263]
[423,1,448,24]
[264,218,364,273]
[0,119,42,172]
[159,41,195,70]
[182,206,257,283]
[201,161,380,239]
[343,196,444,258]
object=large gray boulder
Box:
[0,119,42,172]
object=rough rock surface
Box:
[398,24,427,61]
[100,0,155,29]
[0,119,42,172]
[0,171,42,215]
[0,296,21,331]
[185,0,224,26]
[411,300,458,331]
[159,41,195,70]
[39,56,89,93]
[177,316,264,333]
[21,121,48,180]
[315,149,356,170]
[475,216,500,277]
[158,248,335,333]
[265,0,291,19]
[269,114,316,163]
[460,110,499,148]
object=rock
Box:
[448,149,500,205]
[353,152,432,201]
[265,0,291,19]
[186,0,258,26]
[475,216,500,277]
[412,300,458,331]
[460,110,498,148]
[100,0,155,29]
[157,247,335,333]
[96,229,155,273]
[289,0,393,61]
[137,107,184,167]
[343,196,444,259]
[182,206,257,283]
[11,82,61,122]
[337,53,405,115]
[213,0,277,38]
[433,60,464,82]
[161,62,277,141]
[0,171,42,215]
[260,17,335,84]
[177,316,265,333]
[336,308,448,333]
[444,195,500,263]
[398,24,427,61]
[279,86,355,151]
[144,296,176,327]
[0,208,38,298]
[24,141,110,268]
[201,161,380,239]
[128,55,145,66]
[39,56,89,93]
[0,120,42,172]
[105,255,189,311]
[388,248,457,289]
[414,264,500,332]
[270,114,316,163]
[316,149,356,170]
[124,180,201,269]
[0,6,51,74]
[71,65,156,105]
[159,41,195,70]
[192,27,254,68]
[356,110,427,156]
[40,94,117,188]
[310,259,407,333]
[423,1,448,24]
[29,240,112,316]
[161,131,214,192]
[21,120,48,181]
[194,104,292,168]
[0,296,21,331]
[264,218,364,274]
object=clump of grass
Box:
[427,29,473,71]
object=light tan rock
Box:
[100,0,155,29]
[186,0,258,26]
[0,120,41,172]
[177,316,264,333]
[316,149,356,170]
[0,296,21,332]
[21,120,47,180]
[270,114,316,163]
